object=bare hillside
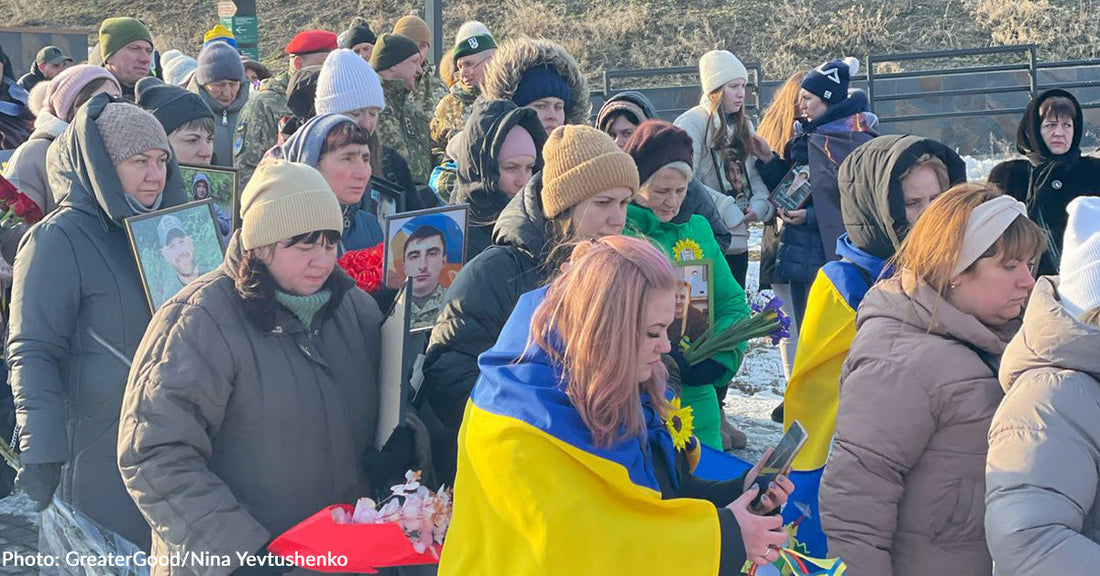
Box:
[5,0,1100,82]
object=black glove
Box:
[669,351,726,386]
[362,424,417,497]
[14,462,61,512]
[231,545,288,576]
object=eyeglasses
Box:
[457,53,492,71]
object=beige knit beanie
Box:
[699,50,748,95]
[94,102,172,166]
[239,160,343,250]
[541,125,639,218]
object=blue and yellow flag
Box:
[439,287,724,576]
[780,238,888,557]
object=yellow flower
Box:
[671,238,703,261]
[665,398,694,451]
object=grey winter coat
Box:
[7,94,186,549]
[985,277,1100,575]
[188,77,250,168]
[118,235,383,576]
[820,271,1011,576]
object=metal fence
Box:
[591,44,1100,156]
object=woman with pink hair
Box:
[441,235,794,575]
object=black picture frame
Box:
[769,164,812,212]
[124,199,226,313]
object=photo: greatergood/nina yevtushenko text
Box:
[2,550,351,570]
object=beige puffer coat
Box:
[118,236,383,576]
[986,277,1100,575]
[820,272,1014,576]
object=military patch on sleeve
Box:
[234,122,246,156]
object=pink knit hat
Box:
[46,65,121,122]
[499,125,537,162]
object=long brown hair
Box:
[529,236,675,448]
[756,71,805,152]
[706,86,753,167]
[892,183,1045,298]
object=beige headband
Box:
[953,195,1029,276]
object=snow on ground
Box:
[0,491,38,524]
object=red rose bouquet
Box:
[338,242,385,293]
[0,175,44,229]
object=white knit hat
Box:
[314,48,386,115]
[455,21,492,46]
[1059,196,1100,319]
[699,50,748,95]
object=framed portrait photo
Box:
[383,204,470,333]
[179,164,238,208]
[670,259,715,349]
[124,200,226,313]
[769,164,812,212]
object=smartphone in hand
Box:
[750,420,808,509]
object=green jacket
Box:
[233,71,290,185]
[378,78,432,184]
[625,204,750,448]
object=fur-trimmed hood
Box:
[481,37,590,126]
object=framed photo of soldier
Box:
[383,204,470,333]
[178,164,237,207]
[124,200,226,313]
[769,164,812,212]
[669,259,715,348]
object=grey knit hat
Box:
[195,41,246,86]
[94,102,172,165]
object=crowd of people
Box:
[0,10,1096,576]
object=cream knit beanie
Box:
[239,160,343,250]
[315,48,386,114]
[541,125,639,218]
[1059,196,1100,319]
[699,50,748,95]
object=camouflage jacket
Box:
[409,283,447,330]
[234,71,291,185]
[415,61,447,115]
[378,78,432,185]
[429,83,480,165]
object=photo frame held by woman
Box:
[769,164,812,212]
[670,259,715,349]
[124,199,226,313]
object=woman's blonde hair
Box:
[756,70,806,152]
[893,182,1045,298]
[529,235,676,448]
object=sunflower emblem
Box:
[665,397,695,451]
[671,238,703,261]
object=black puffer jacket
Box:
[839,134,966,260]
[988,88,1100,275]
[423,173,553,445]
[452,99,547,258]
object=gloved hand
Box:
[669,351,726,386]
[231,545,288,576]
[363,424,417,497]
[14,462,61,512]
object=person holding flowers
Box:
[441,235,794,575]
[623,120,752,451]
[117,161,421,575]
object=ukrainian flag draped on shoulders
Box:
[780,234,887,556]
[440,286,725,576]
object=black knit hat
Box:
[286,64,323,120]
[370,33,420,72]
[340,17,377,49]
[134,76,214,136]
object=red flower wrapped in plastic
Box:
[0,175,45,229]
[338,242,385,293]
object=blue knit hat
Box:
[195,41,246,86]
[512,64,570,109]
[801,57,859,105]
